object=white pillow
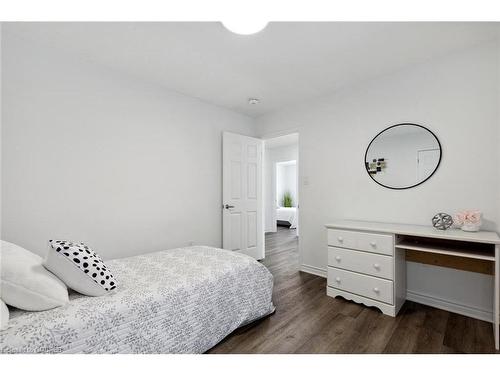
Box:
[0,240,69,311]
[1,299,9,330]
[44,240,117,297]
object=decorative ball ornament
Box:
[431,213,453,230]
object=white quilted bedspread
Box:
[0,246,275,353]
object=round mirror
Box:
[365,123,441,189]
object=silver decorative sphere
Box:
[431,213,453,230]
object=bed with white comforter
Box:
[276,207,298,229]
[0,246,275,354]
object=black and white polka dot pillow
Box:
[43,240,117,297]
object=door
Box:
[417,149,440,181]
[222,132,264,259]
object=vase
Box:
[461,222,481,232]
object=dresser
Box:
[325,220,500,350]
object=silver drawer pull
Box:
[335,256,341,261]
[335,277,341,283]
[337,236,344,243]
[373,287,380,293]
[373,263,380,269]
[370,241,377,247]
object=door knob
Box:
[224,204,235,209]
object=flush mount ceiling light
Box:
[248,98,260,105]
[222,21,268,35]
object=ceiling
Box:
[4,22,499,117]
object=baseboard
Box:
[406,290,493,323]
[300,264,327,278]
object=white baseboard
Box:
[299,264,494,322]
[406,290,493,322]
[300,264,327,278]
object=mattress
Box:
[0,246,275,353]
[276,207,298,229]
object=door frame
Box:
[261,129,300,259]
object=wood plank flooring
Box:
[208,227,498,354]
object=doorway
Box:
[263,133,299,240]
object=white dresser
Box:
[325,220,500,350]
[326,226,406,317]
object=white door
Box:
[222,132,264,260]
[417,149,440,181]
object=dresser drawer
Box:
[327,267,394,304]
[327,229,357,249]
[328,247,393,280]
[327,229,393,255]
[356,232,393,255]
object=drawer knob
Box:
[370,241,377,247]
[335,256,341,262]
[373,287,380,293]
[337,236,344,243]
[335,277,341,283]
[373,263,380,269]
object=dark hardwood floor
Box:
[208,227,498,354]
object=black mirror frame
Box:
[364,123,442,190]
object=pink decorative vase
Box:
[461,222,481,232]
[454,210,482,232]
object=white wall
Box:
[1,32,255,260]
[256,42,500,319]
[498,39,500,241]
[264,143,298,232]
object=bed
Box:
[0,246,275,354]
[276,207,298,229]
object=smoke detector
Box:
[248,98,260,105]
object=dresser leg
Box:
[494,245,499,351]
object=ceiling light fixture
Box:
[222,21,268,35]
[248,98,260,105]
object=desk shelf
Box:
[396,240,495,261]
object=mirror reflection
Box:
[365,123,441,189]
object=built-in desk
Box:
[325,220,500,350]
